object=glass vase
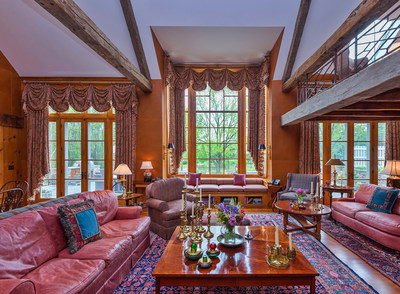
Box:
[221,224,236,244]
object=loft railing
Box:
[297,3,400,106]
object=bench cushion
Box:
[244,184,268,192]
[219,185,244,192]
[198,184,219,192]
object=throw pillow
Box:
[188,172,202,186]
[366,187,399,214]
[288,187,311,194]
[233,173,246,186]
[57,199,103,254]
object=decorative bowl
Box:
[184,247,203,260]
[217,234,245,248]
[197,256,212,269]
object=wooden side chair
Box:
[0,188,24,212]
[0,180,29,203]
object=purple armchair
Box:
[146,178,194,239]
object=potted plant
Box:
[215,199,246,243]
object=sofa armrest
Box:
[115,206,142,220]
[186,193,196,202]
[336,198,356,202]
[0,279,35,294]
[146,198,169,212]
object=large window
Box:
[178,86,257,175]
[40,108,115,200]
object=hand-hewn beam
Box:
[314,116,400,121]
[34,0,152,92]
[282,0,311,83]
[282,0,398,92]
[120,0,151,81]
[328,110,400,116]
[339,101,400,111]
[281,50,400,126]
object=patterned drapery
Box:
[22,83,138,200]
[299,121,320,174]
[385,121,400,161]
[165,56,269,175]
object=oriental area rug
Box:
[321,216,400,286]
[114,213,376,294]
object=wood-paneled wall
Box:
[0,51,27,188]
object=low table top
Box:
[153,226,318,278]
[275,200,331,216]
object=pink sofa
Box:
[0,190,150,294]
[332,183,400,250]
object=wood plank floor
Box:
[140,207,400,293]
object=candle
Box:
[192,203,194,217]
[311,182,314,195]
[181,194,184,210]
[316,182,319,196]
[196,178,199,191]
[208,194,211,209]
[275,226,279,246]
[200,188,202,198]
[289,233,293,250]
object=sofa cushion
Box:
[37,198,83,252]
[243,184,268,192]
[332,201,371,219]
[366,187,399,214]
[198,184,219,192]
[101,217,151,240]
[355,211,400,236]
[201,178,218,185]
[79,190,118,225]
[25,258,105,294]
[58,200,103,254]
[188,172,202,186]
[0,211,57,279]
[58,236,131,265]
[246,178,263,185]
[149,178,184,201]
[219,185,245,192]
[217,179,234,185]
[233,173,246,186]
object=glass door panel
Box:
[331,123,348,188]
[64,122,82,195]
[378,123,388,186]
[87,122,105,191]
[354,123,370,189]
[41,121,57,198]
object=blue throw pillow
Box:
[366,187,399,214]
[75,208,100,240]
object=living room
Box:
[0,0,400,293]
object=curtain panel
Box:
[385,121,400,161]
[299,121,320,174]
[22,83,138,200]
[165,56,269,175]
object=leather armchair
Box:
[277,173,320,202]
[146,177,194,239]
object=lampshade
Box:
[167,143,175,149]
[381,160,400,177]
[258,144,266,150]
[113,164,132,175]
[325,158,345,166]
[140,161,153,170]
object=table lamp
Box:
[325,157,344,187]
[113,164,132,199]
[140,161,153,182]
[381,160,400,188]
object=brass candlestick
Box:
[182,189,191,234]
[309,192,315,210]
[177,209,188,240]
[266,244,290,269]
[203,208,214,239]
[189,215,197,240]
[314,194,322,211]
[198,201,206,234]
[191,197,203,243]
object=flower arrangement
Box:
[296,188,307,204]
[215,199,245,229]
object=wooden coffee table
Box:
[153,226,318,293]
[275,200,331,240]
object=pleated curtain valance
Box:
[165,56,269,176]
[22,83,138,200]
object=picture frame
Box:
[271,179,280,185]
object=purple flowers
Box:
[232,205,239,215]
[214,199,246,227]
[218,203,224,211]
[229,217,236,226]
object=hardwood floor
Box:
[140,207,400,293]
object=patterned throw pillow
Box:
[188,172,202,186]
[367,187,399,214]
[288,187,311,194]
[57,199,103,254]
[233,173,246,186]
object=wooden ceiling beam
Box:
[328,110,400,116]
[339,102,400,110]
[282,0,398,92]
[282,0,311,83]
[120,0,151,81]
[34,0,152,92]
[314,116,400,121]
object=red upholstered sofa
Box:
[0,190,150,294]
[332,183,400,251]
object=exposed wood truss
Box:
[282,0,399,93]
[281,50,400,125]
[282,0,311,83]
[34,0,152,92]
[120,0,151,80]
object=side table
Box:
[118,193,144,207]
[322,185,354,209]
[269,184,284,211]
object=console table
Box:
[322,185,354,208]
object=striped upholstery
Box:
[0,193,80,220]
[277,173,319,202]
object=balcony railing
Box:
[297,3,400,105]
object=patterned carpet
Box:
[321,216,400,286]
[114,213,377,294]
